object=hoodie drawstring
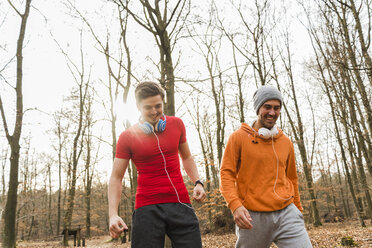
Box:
[252,131,258,144]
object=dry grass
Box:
[13,220,372,248]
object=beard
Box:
[259,114,277,129]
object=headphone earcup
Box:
[258,128,271,139]
[271,127,278,136]
[155,118,166,132]
[139,122,154,134]
[140,115,167,134]
[258,127,278,139]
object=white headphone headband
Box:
[258,126,278,139]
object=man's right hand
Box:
[109,215,128,239]
[233,206,253,229]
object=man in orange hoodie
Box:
[220,85,312,248]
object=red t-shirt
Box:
[115,116,191,209]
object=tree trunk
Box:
[355,138,372,217]
[335,155,348,218]
[160,30,176,116]
[1,149,8,198]
[279,46,322,226]
[48,162,53,235]
[86,188,91,238]
[323,78,365,226]
[306,13,366,226]
[62,41,89,245]
[3,146,21,247]
[85,158,92,238]
[348,0,372,87]
[319,159,332,214]
[1,1,32,247]
[335,2,372,147]
[231,41,247,123]
[205,125,218,188]
[55,119,63,236]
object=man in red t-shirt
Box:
[108,81,206,247]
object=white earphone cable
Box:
[152,130,193,210]
[271,135,292,201]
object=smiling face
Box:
[137,95,164,126]
[256,99,281,129]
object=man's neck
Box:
[139,117,156,127]
[252,120,262,130]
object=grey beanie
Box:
[253,85,282,114]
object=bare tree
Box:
[0,0,32,247]
[275,31,322,226]
[326,0,372,178]
[218,0,273,87]
[45,158,53,236]
[51,110,69,236]
[348,0,372,86]
[1,148,8,199]
[82,93,100,238]
[187,8,226,169]
[302,0,371,225]
[52,29,92,245]
[231,37,249,123]
[66,0,136,157]
[112,0,190,116]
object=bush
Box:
[341,236,357,246]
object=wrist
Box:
[109,209,118,218]
[194,179,204,188]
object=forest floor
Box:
[13,220,372,248]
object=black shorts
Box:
[131,203,202,248]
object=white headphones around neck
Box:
[258,126,279,139]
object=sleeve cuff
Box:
[294,202,303,212]
[228,199,243,213]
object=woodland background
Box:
[0,0,371,247]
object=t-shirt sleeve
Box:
[177,118,187,144]
[115,131,132,159]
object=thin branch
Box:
[140,0,155,13]
[7,0,22,17]
[31,5,47,23]
[335,0,352,9]
[165,0,182,29]
[175,78,210,98]
[0,94,11,140]
[113,0,156,34]
[0,74,16,90]
[50,31,82,85]
[0,56,16,74]
[366,0,371,49]
[169,0,189,39]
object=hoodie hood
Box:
[240,122,283,143]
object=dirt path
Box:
[14,221,372,247]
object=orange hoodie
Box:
[220,123,303,213]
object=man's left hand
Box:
[193,184,206,201]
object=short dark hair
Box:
[135,81,165,104]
